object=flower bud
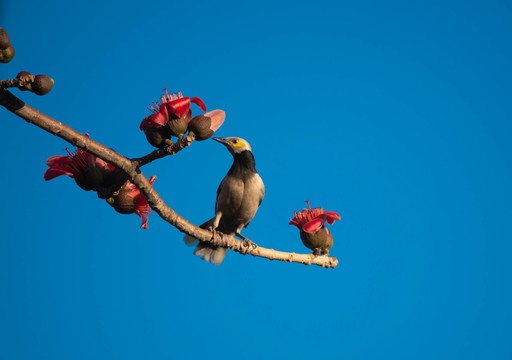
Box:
[102,168,128,190]
[74,166,109,191]
[188,110,225,141]
[114,189,136,214]
[0,45,15,63]
[16,71,32,78]
[0,28,10,50]
[144,125,172,148]
[32,75,54,95]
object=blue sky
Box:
[1,0,512,359]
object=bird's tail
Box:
[183,219,228,265]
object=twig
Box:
[0,89,338,269]
[131,132,196,167]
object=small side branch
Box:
[131,132,196,167]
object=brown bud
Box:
[167,112,190,137]
[145,126,172,148]
[74,167,108,191]
[189,110,225,141]
[32,75,54,95]
[16,71,32,78]
[102,168,128,190]
[188,115,213,141]
[113,189,136,214]
[0,45,15,63]
[0,28,10,50]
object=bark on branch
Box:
[0,89,338,269]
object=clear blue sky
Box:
[1,0,512,359]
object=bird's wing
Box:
[242,173,265,229]
[215,175,245,215]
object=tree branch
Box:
[0,89,338,269]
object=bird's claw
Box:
[242,238,257,249]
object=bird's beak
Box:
[212,137,228,145]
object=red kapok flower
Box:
[139,89,206,131]
[113,176,156,229]
[44,134,113,191]
[289,200,340,233]
[289,200,341,256]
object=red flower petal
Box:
[139,117,151,131]
[169,97,191,118]
[137,212,149,229]
[151,112,168,127]
[205,110,225,131]
[190,97,207,113]
[323,211,341,224]
[44,168,74,180]
[289,219,301,229]
[302,218,325,233]
[46,155,70,167]
[139,111,168,130]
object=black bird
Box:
[184,137,265,265]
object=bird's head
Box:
[212,137,252,155]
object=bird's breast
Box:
[216,173,264,228]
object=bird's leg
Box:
[320,249,329,256]
[207,225,217,241]
[312,248,321,256]
[207,226,225,246]
[236,233,257,249]
[206,211,224,245]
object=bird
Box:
[184,136,265,265]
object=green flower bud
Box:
[0,45,15,63]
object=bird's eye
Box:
[233,139,238,144]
